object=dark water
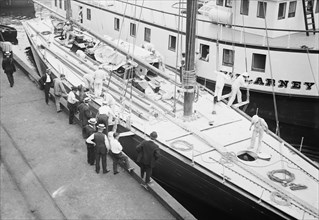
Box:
[1,2,317,220]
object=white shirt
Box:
[98,105,114,116]
[67,91,78,104]
[215,71,229,88]
[108,132,123,154]
[232,75,248,90]
[46,73,51,83]
[94,69,106,83]
[103,93,115,106]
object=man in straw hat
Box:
[83,118,97,165]
[86,124,111,174]
[136,131,161,186]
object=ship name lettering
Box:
[252,77,315,90]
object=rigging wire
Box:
[302,46,319,95]
[173,0,183,114]
[262,3,280,138]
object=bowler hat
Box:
[97,124,106,129]
[150,131,158,139]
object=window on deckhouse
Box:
[278,2,286,19]
[222,49,234,67]
[87,9,91,20]
[216,0,223,6]
[225,0,232,8]
[55,0,57,7]
[114,18,120,31]
[315,0,319,13]
[59,0,62,9]
[288,1,297,17]
[257,1,267,18]
[200,44,210,62]
[240,0,249,15]
[130,23,136,37]
[252,53,266,72]
[168,35,176,51]
[144,27,151,43]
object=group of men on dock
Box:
[47,71,161,185]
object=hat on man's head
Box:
[4,51,10,56]
[84,97,90,103]
[97,124,106,130]
[150,131,158,140]
[242,72,249,77]
[102,100,109,105]
[88,118,97,125]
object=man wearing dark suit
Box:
[136,131,160,185]
[86,124,111,174]
[39,68,54,104]
[2,52,16,87]
[83,118,97,165]
[78,97,92,137]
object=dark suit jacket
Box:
[39,74,53,87]
[93,132,108,154]
[136,140,160,168]
[83,124,96,139]
[78,103,91,127]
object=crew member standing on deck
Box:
[39,68,54,105]
[67,86,79,125]
[53,74,67,113]
[86,124,111,174]
[83,118,97,165]
[96,100,115,135]
[227,72,249,106]
[93,65,106,98]
[83,72,94,94]
[248,115,268,153]
[212,70,231,114]
[136,131,161,186]
[2,51,16,87]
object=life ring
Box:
[270,191,291,206]
[267,169,295,187]
[170,140,193,151]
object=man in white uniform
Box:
[248,115,268,153]
[227,72,249,106]
[214,70,231,103]
[93,66,106,97]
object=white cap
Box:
[242,72,249,77]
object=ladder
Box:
[302,0,316,36]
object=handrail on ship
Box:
[76,0,319,34]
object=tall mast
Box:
[66,0,72,20]
[183,0,197,117]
